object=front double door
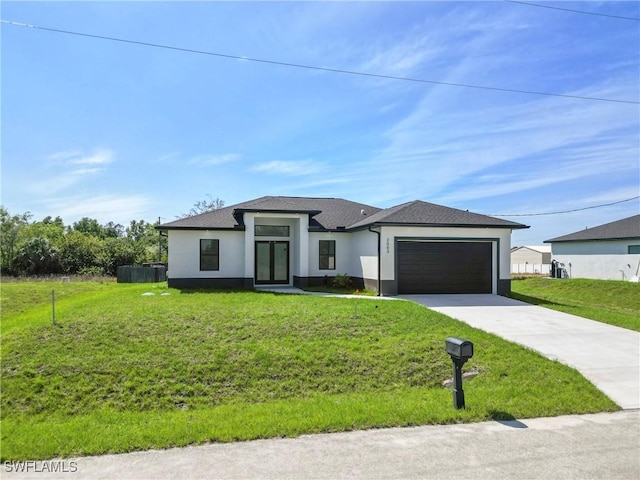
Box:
[255,241,289,284]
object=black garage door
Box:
[397,242,492,294]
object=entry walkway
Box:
[401,294,640,410]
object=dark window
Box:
[255,225,290,237]
[200,239,219,271]
[319,240,336,270]
[629,245,640,254]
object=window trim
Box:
[255,225,290,237]
[319,240,336,270]
[200,239,220,271]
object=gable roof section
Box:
[512,245,552,254]
[159,196,381,231]
[349,200,527,230]
[545,214,640,243]
[159,196,528,231]
[160,203,241,230]
[233,196,382,230]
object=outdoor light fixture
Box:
[445,337,474,409]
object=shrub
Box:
[332,273,353,289]
[78,266,106,276]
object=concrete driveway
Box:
[400,294,640,410]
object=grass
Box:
[510,277,640,332]
[1,282,618,460]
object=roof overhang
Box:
[544,236,640,243]
[348,222,530,232]
[156,225,245,232]
[233,208,322,216]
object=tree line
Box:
[0,206,166,277]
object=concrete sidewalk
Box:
[4,411,638,479]
[401,294,640,410]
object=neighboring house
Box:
[544,215,640,281]
[511,245,552,274]
[158,196,528,295]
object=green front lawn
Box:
[1,282,618,460]
[510,277,640,331]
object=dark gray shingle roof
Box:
[159,196,528,231]
[159,196,381,231]
[349,200,527,229]
[545,214,640,243]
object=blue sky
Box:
[2,1,638,245]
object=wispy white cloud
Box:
[251,159,325,176]
[353,72,638,200]
[71,149,114,166]
[49,148,115,166]
[358,32,437,79]
[353,5,526,87]
[45,194,152,224]
[48,149,83,161]
[188,154,241,167]
[68,167,104,177]
[22,149,154,223]
[157,152,181,163]
[25,149,116,196]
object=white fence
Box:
[511,263,551,275]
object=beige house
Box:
[511,245,551,274]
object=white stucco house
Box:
[511,245,552,274]
[545,214,640,281]
[158,196,528,295]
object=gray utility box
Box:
[445,337,474,361]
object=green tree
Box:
[127,219,167,263]
[21,217,66,245]
[99,238,145,276]
[2,208,169,277]
[103,221,125,238]
[42,216,64,227]
[59,231,103,274]
[126,219,155,242]
[12,237,61,275]
[72,217,105,238]
[0,207,32,272]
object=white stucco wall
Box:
[350,230,379,281]
[551,240,640,280]
[306,230,379,280]
[167,222,517,291]
[167,230,245,279]
[552,254,640,280]
[308,231,355,277]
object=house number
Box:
[386,238,390,253]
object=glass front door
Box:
[255,241,289,284]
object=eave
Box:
[347,222,530,232]
[156,225,245,232]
